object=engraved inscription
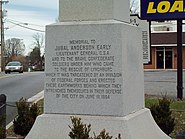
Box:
[45,39,122,100]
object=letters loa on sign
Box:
[141,0,185,20]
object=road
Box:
[144,70,185,98]
[0,72,44,124]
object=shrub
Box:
[69,117,91,139]
[0,116,6,139]
[30,103,40,120]
[150,97,175,135]
[94,130,121,139]
[94,129,113,139]
[69,116,121,139]
[13,98,40,137]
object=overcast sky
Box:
[4,0,59,55]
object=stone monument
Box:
[26,0,171,138]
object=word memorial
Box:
[45,39,122,101]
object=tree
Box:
[130,0,139,14]
[4,38,25,61]
[29,47,42,70]
[32,33,44,49]
[29,33,44,71]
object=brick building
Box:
[144,20,185,69]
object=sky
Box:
[4,0,59,55]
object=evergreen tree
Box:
[150,97,175,135]
[29,47,42,70]
[13,98,40,137]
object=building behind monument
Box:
[144,20,185,70]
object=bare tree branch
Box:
[130,0,139,14]
[32,33,44,49]
[4,38,25,58]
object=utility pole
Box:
[0,0,8,72]
[0,0,3,72]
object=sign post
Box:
[141,0,184,99]
[177,19,183,100]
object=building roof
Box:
[151,32,185,46]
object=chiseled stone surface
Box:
[59,0,129,22]
[44,20,144,117]
[25,109,171,139]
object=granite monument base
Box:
[25,108,171,139]
[45,20,145,117]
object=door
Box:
[156,47,173,69]
[157,51,164,69]
[165,51,172,69]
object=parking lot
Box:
[144,70,185,98]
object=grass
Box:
[145,97,185,110]
[171,100,185,110]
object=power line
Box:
[7,18,44,27]
[6,20,45,32]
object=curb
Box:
[6,90,44,130]
[27,90,44,103]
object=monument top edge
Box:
[46,20,129,26]
[59,0,130,22]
